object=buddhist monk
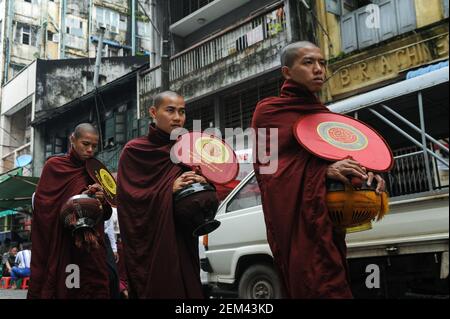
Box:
[28,123,112,299]
[251,42,386,299]
[117,91,207,298]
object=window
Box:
[185,100,214,132]
[338,0,417,53]
[22,25,31,45]
[137,21,149,38]
[96,6,120,33]
[96,7,104,24]
[223,79,282,131]
[226,176,261,213]
[65,17,83,37]
[11,64,25,77]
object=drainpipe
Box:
[92,26,105,151]
[161,0,170,90]
[4,0,14,84]
[132,0,136,55]
[93,27,105,88]
[60,0,66,58]
[88,0,93,57]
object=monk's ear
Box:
[69,134,75,145]
[149,106,157,120]
[281,66,292,80]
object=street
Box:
[0,289,27,299]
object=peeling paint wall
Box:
[34,56,147,116]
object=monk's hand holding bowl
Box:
[326,159,368,187]
[83,183,107,204]
[173,172,208,193]
[367,172,386,195]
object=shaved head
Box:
[281,41,320,68]
[73,123,99,139]
[153,91,183,109]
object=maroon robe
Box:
[251,80,353,299]
[117,124,204,299]
[28,149,111,299]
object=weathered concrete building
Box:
[139,0,448,127]
[0,56,148,175]
[139,0,313,133]
[0,0,155,86]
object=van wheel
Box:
[238,264,282,299]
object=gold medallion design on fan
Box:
[99,169,117,195]
[195,137,230,164]
[317,122,369,151]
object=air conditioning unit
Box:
[97,22,106,30]
[52,34,60,43]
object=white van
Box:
[202,67,449,299]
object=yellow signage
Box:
[328,32,449,97]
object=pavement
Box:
[0,289,28,299]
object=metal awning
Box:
[327,66,449,113]
[0,169,39,211]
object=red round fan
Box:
[294,113,394,172]
[171,132,239,185]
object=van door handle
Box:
[386,246,398,253]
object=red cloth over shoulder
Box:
[28,149,111,299]
[251,80,353,299]
[117,124,203,299]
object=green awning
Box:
[0,210,17,218]
[0,170,39,211]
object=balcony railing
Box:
[170,4,286,81]
[388,145,449,198]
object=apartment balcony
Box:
[170,4,287,101]
[170,0,252,37]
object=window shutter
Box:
[378,0,398,41]
[356,6,379,49]
[115,113,126,144]
[442,0,449,18]
[396,0,416,34]
[325,0,342,15]
[341,12,358,53]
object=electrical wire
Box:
[297,0,334,49]
[0,127,22,145]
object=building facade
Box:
[0,56,148,175]
[136,0,449,192]
[139,0,312,133]
[0,0,156,86]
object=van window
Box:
[226,176,261,213]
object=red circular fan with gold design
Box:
[294,113,394,172]
[172,132,239,185]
